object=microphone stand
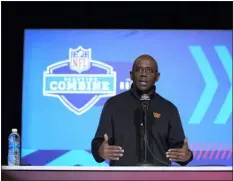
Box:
[136,102,155,166]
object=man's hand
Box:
[166,138,192,162]
[98,134,124,160]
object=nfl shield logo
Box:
[69,46,91,73]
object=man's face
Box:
[130,57,159,93]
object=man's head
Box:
[130,54,160,94]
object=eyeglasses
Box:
[135,67,157,74]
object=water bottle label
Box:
[8,133,20,166]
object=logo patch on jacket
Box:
[153,112,161,119]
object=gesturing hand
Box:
[166,138,192,162]
[98,134,124,160]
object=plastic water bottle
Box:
[8,128,20,166]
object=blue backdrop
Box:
[21,30,232,166]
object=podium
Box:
[2,166,232,180]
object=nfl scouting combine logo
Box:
[43,46,117,115]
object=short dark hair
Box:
[132,54,158,72]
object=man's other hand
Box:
[98,134,124,160]
[166,138,192,162]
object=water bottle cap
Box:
[12,129,17,133]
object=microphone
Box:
[140,94,150,111]
[137,94,154,166]
[140,94,150,127]
[140,94,150,100]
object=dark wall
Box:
[1,1,232,165]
